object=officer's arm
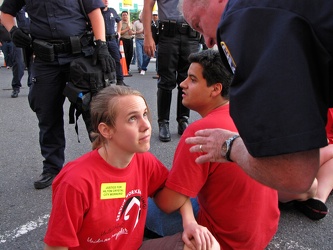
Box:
[143,0,155,57]
[88,8,106,41]
[117,20,122,38]
[231,139,320,193]
[0,12,16,32]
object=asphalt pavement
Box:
[0,54,332,249]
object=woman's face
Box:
[110,95,151,154]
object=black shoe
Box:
[294,198,328,220]
[159,122,171,142]
[11,89,20,98]
[34,173,58,189]
[178,120,188,135]
[116,80,130,87]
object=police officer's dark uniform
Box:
[11,7,31,98]
[217,0,333,158]
[1,0,113,189]
[145,0,200,142]
[102,6,127,86]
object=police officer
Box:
[101,0,128,86]
[11,7,31,98]
[143,0,200,142]
[0,0,114,189]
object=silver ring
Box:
[199,144,204,153]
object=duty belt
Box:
[32,34,94,62]
[106,33,118,41]
[48,40,72,53]
[176,22,190,34]
[159,20,199,38]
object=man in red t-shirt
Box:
[147,50,280,249]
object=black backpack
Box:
[63,56,116,141]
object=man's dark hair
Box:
[188,50,233,97]
[121,10,128,15]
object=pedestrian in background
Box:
[101,0,128,86]
[10,7,31,98]
[120,10,134,75]
[133,12,150,75]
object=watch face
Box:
[221,142,228,157]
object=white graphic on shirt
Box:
[111,228,128,240]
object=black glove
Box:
[92,39,116,74]
[10,26,32,48]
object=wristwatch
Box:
[221,135,240,162]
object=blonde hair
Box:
[90,86,151,149]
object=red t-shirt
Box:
[44,150,168,249]
[326,109,333,144]
[166,105,280,250]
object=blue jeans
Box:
[135,38,150,71]
[145,197,199,236]
[2,41,13,67]
[11,46,25,90]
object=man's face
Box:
[122,12,128,21]
[183,0,226,48]
[180,63,216,116]
[103,0,108,7]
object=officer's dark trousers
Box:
[107,39,123,81]
[28,59,69,175]
[157,31,199,123]
[11,46,24,90]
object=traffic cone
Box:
[119,40,131,77]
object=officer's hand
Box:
[92,40,116,73]
[10,26,32,48]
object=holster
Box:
[160,20,177,37]
[32,39,55,62]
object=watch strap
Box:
[225,135,240,162]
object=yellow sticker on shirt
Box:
[100,182,126,200]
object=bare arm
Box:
[142,0,155,57]
[88,9,106,41]
[154,187,188,213]
[0,12,16,31]
[180,199,219,250]
[116,20,122,39]
[44,245,68,250]
[186,128,319,193]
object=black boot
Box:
[157,88,172,142]
[158,121,171,142]
[177,88,189,135]
[116,79,130,87]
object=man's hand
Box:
[143,35,155,58]
[185,128,237,164]
[92,39,116,73]
[182,222,220,250]
[10,26,31,48]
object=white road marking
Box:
[0,214,50,243]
